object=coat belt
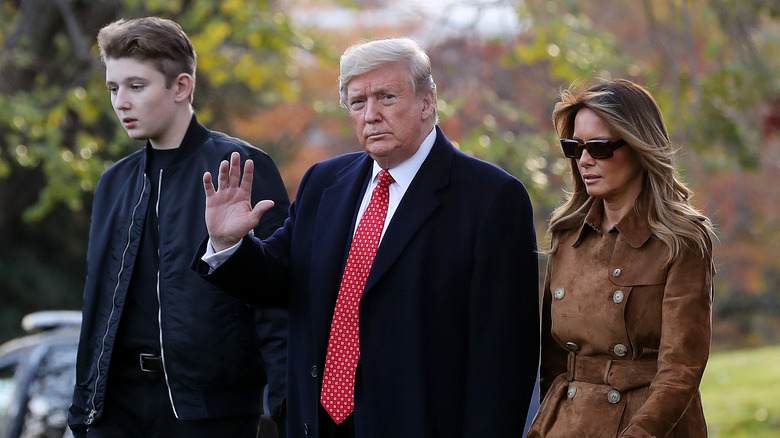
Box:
[566,351,657,392]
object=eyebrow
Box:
[105,76,148,86]
[348,85,400,100]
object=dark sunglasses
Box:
[560,138,627,159]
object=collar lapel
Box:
[363,126,453,294]
[309,154,373,348]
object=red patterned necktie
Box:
[320,169,395,424]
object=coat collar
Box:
[573,200,652,249]
[310,126,455,297]
[310,153,374,301]
[364,125,453,292]
[143,114,208,168]
[308,126,454,357]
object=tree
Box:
[491,0,780,349]
[2,0,779,349]
[0,0,331,342]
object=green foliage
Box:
[1,0,329,223]
[701,345,780,436]
[0,0,332,343]
[1,0,779,351]
[513,3,624,83]
[449,0,780,348]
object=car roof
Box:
[0,311,81,359]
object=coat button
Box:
[613,290,624,303]
[567,385,577,399]
[613,268,622,277]
[565,342,579,351]
[310,365,318,378]
[607,389,621,404]
[613,344,628,356]
[554,287,565,300]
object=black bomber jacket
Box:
[69,116,290,432]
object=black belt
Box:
[138,353,164,373]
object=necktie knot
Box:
[377,169,394,189]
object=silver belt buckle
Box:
[139,353,160,372]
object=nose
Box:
[364,98,381,123]
[113,88,131,111]
[578,148,595,166]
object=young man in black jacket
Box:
[69,17,290,438]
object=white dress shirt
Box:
[203,128,437,269]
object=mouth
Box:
[366,132,389,140]
[581,173,601,184]
[122,117,138,128]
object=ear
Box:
[420,89,436,122]
[173,73,195,103]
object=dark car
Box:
[0,311,80,438]
[0,313,283,438]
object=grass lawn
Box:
[701,345,780,437]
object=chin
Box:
[585,188,604,198]
[126,131,147,141]
[364,145,394,160]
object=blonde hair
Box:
[548,79,715,263]
[338,38,438,123]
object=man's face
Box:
[346,63,435,169]
[105,57,180,147]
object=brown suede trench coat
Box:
[528,202,713,438]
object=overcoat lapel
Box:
[364,127,454,293]
[309,154,373,351]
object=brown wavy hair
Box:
[548,79,715,263]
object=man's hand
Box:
[204,151,275,252]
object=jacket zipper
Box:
[156,168,179,418]
[87,178,148,426]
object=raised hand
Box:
[203,151,275,252]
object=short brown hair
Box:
[97,17,196,88]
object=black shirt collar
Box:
[144,113,209,167]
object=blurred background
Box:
[0,0,778,436]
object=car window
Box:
[0,362,21,433]
[20,343,77,438]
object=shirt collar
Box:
[370,127,436,189]
[573,200,652,248]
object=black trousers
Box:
[84,360,260,438]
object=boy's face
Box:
[105,57,180,147]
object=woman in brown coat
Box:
[527,79,716,438]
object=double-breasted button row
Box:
[566,385,622,404]
[310,365,318,378]
[556,286,625,304]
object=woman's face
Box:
[573,108,644,206]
